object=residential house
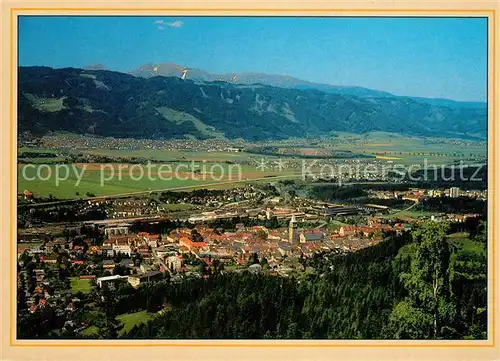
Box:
[34,269,45,282]
[40,254,58,264]
[137,246,151,259]
[112,243,132,257]
[102,260,116,272]
[139,233,160,248]
[101,245,114,258]
[166,254,183,271]
[119,259,134,268]
[88,245,101,255]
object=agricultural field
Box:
[17,131,486,199]
[267,131,486,165]
[18,161,301,199]
[82,148,267,163]
[328,132,486,165]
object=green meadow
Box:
[69,277,93,294]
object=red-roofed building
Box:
[179,237,208,250]
[339,226,356,237]
[17,247,29,258]
[80,275,96,279]
[40,254,58,264]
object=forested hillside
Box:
[19,66,487,141]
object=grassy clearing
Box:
[381,210,439,219]
[24,94,67,112]
[162,203,196,211]
[80,73,97,79]
[70,277,93,294]
[116,311,154,336]
[80,325,99,337]
[447,232,471,239]
[327,220,348,230]
[17,242,43,249]
[157,107,227,140]
[451,238,485,255]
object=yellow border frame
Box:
[6,4,498,351]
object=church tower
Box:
[289,214,298,244]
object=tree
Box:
[256,230,267,240]
[389,222,457,339]
[260,257,269,268]
[198,260,206,274]
[247,253,259,266]
[475,221,487,243]
[191,229,204,243]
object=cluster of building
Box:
[37,134,243,152]
[84,186,263,220]
[369,187,487,201]
[18,211,411,298]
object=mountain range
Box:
[128,62,486,110]
[18,66,487,141]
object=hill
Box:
[19,66,487,141]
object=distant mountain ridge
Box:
[18,66,486,141]
[129,62,486,109]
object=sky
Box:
[19,16,487,102]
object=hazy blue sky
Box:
[19,16,487,102]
